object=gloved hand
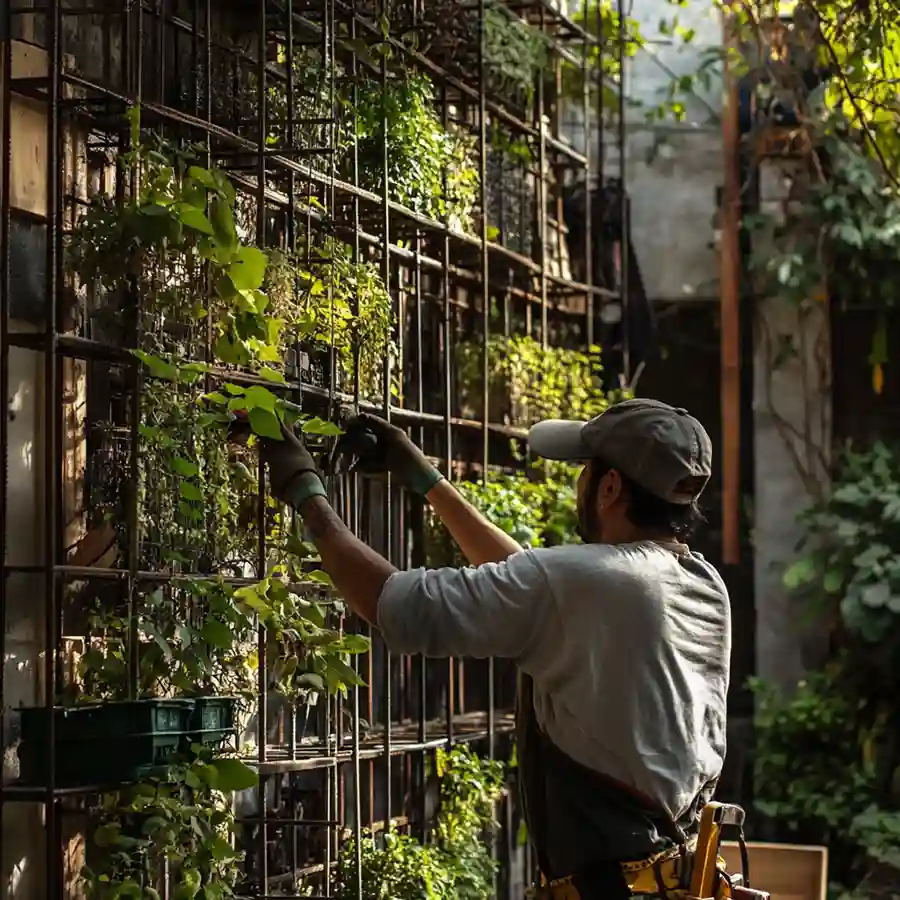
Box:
[332,412,444,497]
[259,424,327,510]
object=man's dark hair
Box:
[587,461,706,540]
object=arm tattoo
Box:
[301,497,347,541]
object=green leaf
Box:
[295,672,327,692]
[338,633,371,654]
[177,206,215,235]
[783,557,816,590]
[248,406,282,440]
[200,619,234,650]
[93,822,122,848]
[234,584,272,615]
[328,657,366,690]
[823,569,844,595]
[132,350,179,381]
[188,165,218,190]
[209,757,258,792]
[173,868,202,900]
[180,481,203,501]
[301,416,343,437]
[209,835,238,861]
[244,385,277,412]
[171,456,200,477]
[258,366,286,384]
[862,582,890,608]
[306,569,333,587]
[228,246,268,291]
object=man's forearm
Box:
[424,480,521,565]
[298,496,397,625]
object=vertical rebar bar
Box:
[0,0,12,809]
[256,1,270,895]
[582,0,594,347]
[616,0,630,383]
[44,0,63,893]
[378,0,393,832]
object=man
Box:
[255,398,731,899]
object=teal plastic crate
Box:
[186,696,237,748]
[17,699,194,788]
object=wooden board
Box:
[720,841,828,900]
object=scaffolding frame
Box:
[0,1,628,897]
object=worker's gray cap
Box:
[527,398,713,505]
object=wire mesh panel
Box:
[0,1,626,899]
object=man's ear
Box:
[599,469,624,509]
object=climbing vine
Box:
[455,335,622,427]
[336,745,504,900]
[755,443,900,893]
[425,464,580,569]
[63,108,375,900]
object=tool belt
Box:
[525,803,765,900]
[525,841,731,900]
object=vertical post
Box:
[379,0,393,831]
[616,0,629,384]
[721,4,741,565]
[44,0,62,894]
[582,0,594,347]
[255,1,270,895]
[0,0,13,799]
[347,1,364,894]
[439,80,455,749]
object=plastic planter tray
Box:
[186,696,237,747]
[17,698,194,788]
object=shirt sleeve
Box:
[375,548,558,663]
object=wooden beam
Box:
[721,7,742,565]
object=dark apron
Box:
[516,672,716,899]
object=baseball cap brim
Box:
[527,419,591,461]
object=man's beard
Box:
[577,503,600,543]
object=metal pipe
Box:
[44,0,63,893]
[0,0,13,813]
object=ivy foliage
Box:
[74,575,365,710]
[456,336,622,428]
[67,111,375,900]
[270,46,479,232]
[744,124,900,394]
[783,442,900,645]
[425,464,580,569]
[82,751,258,900]
[760,444,900,893]
[336,745,504,900]
[349,71,479,230]
[483,5,550,108]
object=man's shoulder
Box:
[523,542,728,603]
[522,542,655,587]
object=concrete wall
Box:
[563,0,724,302]
[752,158,831,689]
[1,41,50,900]
[620,1,724,302]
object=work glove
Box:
[331,412,444,497]
[260,425,328,510]
[228,411,327,511]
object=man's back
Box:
[523,540,731,821]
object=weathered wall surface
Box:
[752,158,832,690]
[1,40,50,900]
[562,0,724,302]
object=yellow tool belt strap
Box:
[530,840,731,900]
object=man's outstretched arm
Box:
[337,413,522,566]
[296,495,396,625]
[424,480,521,565]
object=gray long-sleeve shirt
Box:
[376,540,731,819]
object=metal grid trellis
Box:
[0,1,630,898]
